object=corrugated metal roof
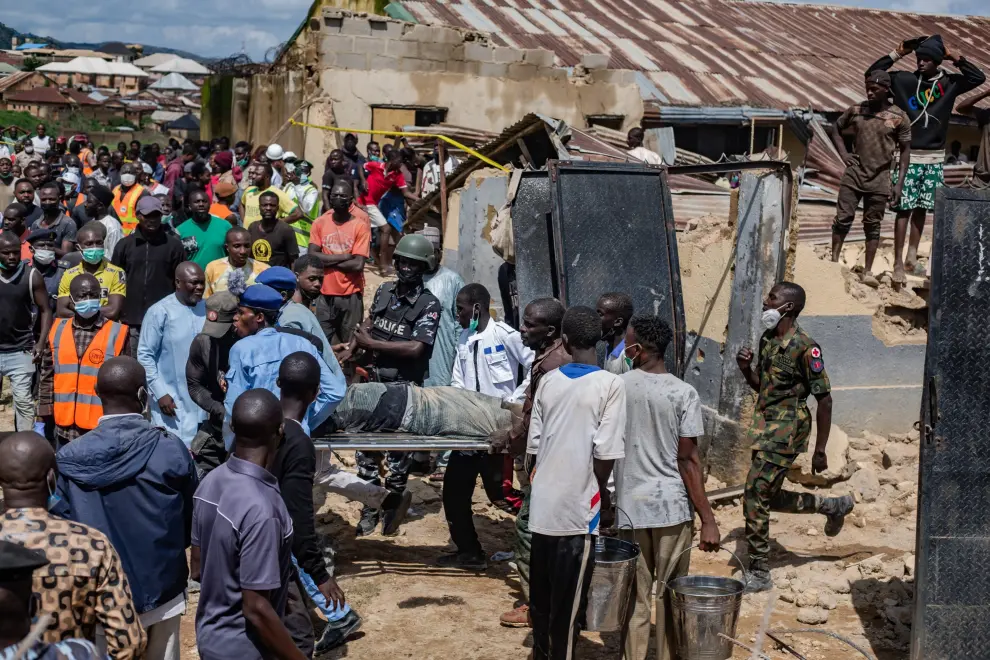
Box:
[400,0,990,112]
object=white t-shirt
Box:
[421,156,458,196]
[31,135,51,156]
[627,146,664,166]
[527,364,626,536]
[614,371,704,529]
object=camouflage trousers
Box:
[356,450,412,494]
[744,451,819,567]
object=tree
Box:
[22,55,42,71]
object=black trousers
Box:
[441,451,505,556]
[283,577,315,658]
[530,533,595,660]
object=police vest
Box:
[49,318,129,430]
[112,184,145,235]
[369,281,439,384]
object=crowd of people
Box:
[10,37,984,660]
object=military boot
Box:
[744,561,773,594]
[819,494,855,537]
[356,505,380,537]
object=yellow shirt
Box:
[241,185,298,228]
[204,258,269,297]
[58,261,127,306]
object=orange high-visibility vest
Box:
[49,318,128,431]
[112,184,145,235]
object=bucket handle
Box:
[658,543,748,594]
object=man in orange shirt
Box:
[308,180,370,344]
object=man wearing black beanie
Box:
[866,34,986,283]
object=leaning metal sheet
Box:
[547,161,686,376]
[512,171,555,312]
[313,434,491,451]
[912,187,990,659]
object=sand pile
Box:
[677,214,735,341]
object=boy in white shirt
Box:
[440,283,534,570]
[527,306,626,660]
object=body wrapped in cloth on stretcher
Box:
[311,383,517,496]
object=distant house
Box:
[0,71,55,104]
[97,42,141,63]
[37,57,148,95]
[2,86,72,120]
[166,113,200,140]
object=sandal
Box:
[429,468,446,483]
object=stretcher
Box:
[312,433,492,452]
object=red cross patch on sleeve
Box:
[810,346,821,359]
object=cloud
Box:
[5,0,312,60]
[8,0,990,61]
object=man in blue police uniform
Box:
[223,284,345,446]
[336,234,443,536]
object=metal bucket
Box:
[665,546,746,660]
[584,536,640,632]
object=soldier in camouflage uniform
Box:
[736,282,854,592]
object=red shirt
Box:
[360,161,406,206]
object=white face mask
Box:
[33,249,56,265]
[760,304,788,330]
[120,173,137,186]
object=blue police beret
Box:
[26,227,58,244]
[239,284,284,312]
[255,266,296,291]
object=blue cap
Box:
[256,266,296,291]
[239,284,284,312]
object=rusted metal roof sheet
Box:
[400,0,990,112]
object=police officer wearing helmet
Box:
[337,233,442,386]
[337,233,442,536]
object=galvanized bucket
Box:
[664,546,746,660]
[584,536,640,632]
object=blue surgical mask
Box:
[73,298,101,319]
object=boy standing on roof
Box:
[867,34,985,283]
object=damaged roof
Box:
[397,0,990,112]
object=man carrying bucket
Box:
[613,315,720,660]
[526,306,626,659]
[736,282,854,593]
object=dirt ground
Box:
[171,426,916,660]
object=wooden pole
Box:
[438,141,449,245]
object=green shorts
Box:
[891,162,944,211]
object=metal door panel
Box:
[913,187,990,659]
[511,171,555,312]
[547,161,685,375]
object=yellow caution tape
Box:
[288,119,509,172]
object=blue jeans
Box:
[0,350,35,432]
[292,555,351,622]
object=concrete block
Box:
[477,62,509,78]
[340,17,372,36]
[321,34,354,55]
[434,26,465,45]
[385,39,419,59]
[396,58,434,73]
[464,42,493,62]
[401,24,436,42]
[323,16,343,32]
[450,45,464,60]
[507,63,538,81]
[446,60,470,74]
[493,47,524,64]
[351,36,387,55]
[581,52,611,69]
[322,8,345,19]
[522,49,555,68]
[369,19,404,39]
[418,42,455,62]
[369,55,401,71]
[538,67,569,81]
[336,52,370,70]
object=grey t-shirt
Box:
[192,456,294,660]
[614,370,704,529]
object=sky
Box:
[6,0,990,62]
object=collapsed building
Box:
[201,0,990,479]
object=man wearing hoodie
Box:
[867,35,986,283]
[54,356,199,660]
